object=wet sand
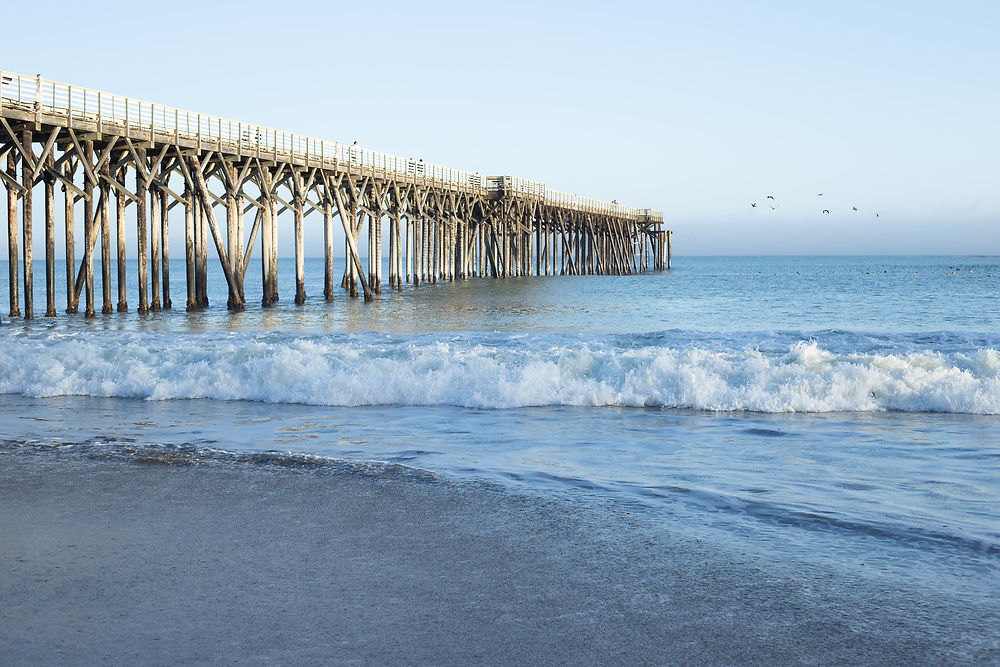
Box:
[1,449,995,665]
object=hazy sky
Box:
[3,0,997,255]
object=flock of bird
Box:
[750,193,879,218]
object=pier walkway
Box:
[1,70,668,316]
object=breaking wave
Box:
[1,330,999,413]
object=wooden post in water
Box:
[426,215,433,283]
[366,206,375,291]
[395,207,403,289]
[21,129,33,319]
[331,181,372,301]
[420,215,428,284]
[389,205,397,289]
[189,156,244,312]
[6,152,19,318]
[82,140,95,318]
[184,181,196,311]
[42,154,55,316]
[387,200,395,289]
[116,165,128,312]
[412,213,420,286]
[433,218,440,284]
[405,208,412,284]
[100,160,113,314]
[293,179,306,305]
[323,193,334,301]
[63,161,75,314]
[198,185,209,308]
[269,195,278,303]
[413,215,421,285]
[227,169,241,309]
[149,186,161,311]
[259,167,275,307]
[552,218,558,276]
[375,208,382,293]
[135,147,149,315]
[161,184,171,309]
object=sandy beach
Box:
[1,446,995,665]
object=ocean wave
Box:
[1,331,999,413]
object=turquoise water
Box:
[1,255,998,605]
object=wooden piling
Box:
[189,157,245,312]
[135,147,149,315]
[259,167,275,308]
[269,198,278,303]
[405,211,412,284]
[412,215,420,286]
[21,129,33,319]
[63,161,75,314]
[161,186,171,308]
[150,186,161,311]
[198,187,209,308]
[294,193,305,305]
[184,182,196,311]
[394,210,402,289]
[323,196,334,301]
[331,182,372,301]
[228,182,242,309]
[374,209,382,293]
[116,166,128,312]
[6,152,18,318]
[100,162,113,314]
[80,141,95,317]
[367,208,375,291]
[43,156,56,317]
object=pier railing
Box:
[1,70,662,223]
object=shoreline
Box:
[1,447,996,664]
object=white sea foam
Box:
[1,332,999,413]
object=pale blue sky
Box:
[3,0,997,254]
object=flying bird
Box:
[769,203,780,210]
[852,206,859,211]
[766,195,775,200]
[751,203,757,208]
[817,193,824,196]
[874,212,879,218]
[822,209,830,214]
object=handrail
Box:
[0,70,662,223]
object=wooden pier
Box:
[0,71,669,318]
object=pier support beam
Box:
[21,129,33,319]
[161,185,171,309]
[190,156,244,312]
[43,155,56,317]
[6,152,19,318]
[100,161,113,314]
[135,147,149,315]
[227,177,242,309]
[323,196,335,301]
[116,166,128,312]
[150,185,162,312]
[332,181,373,301]
[82,140,95,318]
[259,166,277,308]
[63,162,75,314]
[184,182,196,311]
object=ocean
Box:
[1,255,998,613]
